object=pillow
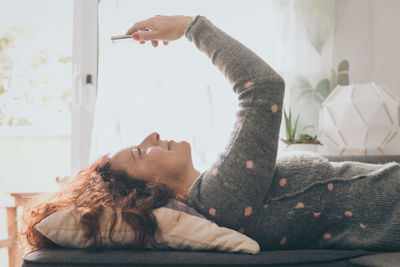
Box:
[35,199,260,254]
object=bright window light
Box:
[92,0,280,171]
[0,0,73,192]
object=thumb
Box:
[134,30,157,41]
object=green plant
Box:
[289,59,350,137]
[295,133,322,145]
[282,108,299,144]
[337,59,349,86]
[280,108,323,145]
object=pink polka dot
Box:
[313,159,320,164]
[280,236,287,245]
[263,204,269,209]
[244,81,254,88]
[353,175,360,179]
[270,104,278,113]
[344,211,353,217]
[239,227,245,233]
[323,233,332,239]
[327,183,334,191]
[236,122,243,129]
[313,212,321,218]
[295,202,304,209]
[212,168,218,176]
[246,160,254,169]
[244,206,252,217]
[359,223,366,229]
[279,178,287,187]
[208,208,216,216]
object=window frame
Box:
[71,0,99,175]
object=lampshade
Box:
[319,83,399,155]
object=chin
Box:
[180,140,192,154]
[177,140,190,149]
[181,140,190,146]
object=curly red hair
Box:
[23,155,172,250]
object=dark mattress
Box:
[22,155,400,267]
[22,248,400,266]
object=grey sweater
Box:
[184,16,400,251]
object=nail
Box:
[132,32,139,41]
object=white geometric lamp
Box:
[319,83,400,155]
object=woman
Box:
[25,15,400,252]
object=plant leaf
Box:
[292,76,313,93]
[289,109,295,141]
[295,0,335,55]
[293,115,300,141]
[284,109,291,140]
[315,79,330,100]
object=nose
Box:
[144,132,160,146]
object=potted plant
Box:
[280,108,323,153]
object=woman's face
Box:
[110,132,194,183]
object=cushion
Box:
[35,199,259,254]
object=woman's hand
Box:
[126,15,193,47]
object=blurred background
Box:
[1,0,400,266]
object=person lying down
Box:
[23,15,400,252]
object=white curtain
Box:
[278,0,337,140]
[90,0,337,171]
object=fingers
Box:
[137,40,157,46]
[130,20,168,48]
[136,30,159,41]
[126,19,151,35]
[138,40,168,47]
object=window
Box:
[92,0,284,171]
[0,0,73,192]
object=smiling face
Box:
[109,132,194,185]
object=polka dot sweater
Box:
[184,16,400,251]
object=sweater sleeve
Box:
[183,16,285,228]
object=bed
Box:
[22,154,400,267]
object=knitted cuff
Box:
[184,15,198,36]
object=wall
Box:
[334,0,400,93]
[327,0,400,155]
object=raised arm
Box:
[183,16,285,229]
[126,15,285,229]
[185,16,284,95]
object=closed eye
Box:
[130,146,142,160]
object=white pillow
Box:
[35,200,260,254]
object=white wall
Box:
[370,0,400,94]
[334,0,400,95]
[329,0,400,155]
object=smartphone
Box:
[110,35,132,43]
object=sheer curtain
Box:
[90,0,336,171]
[278,0,336,141]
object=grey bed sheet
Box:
[21,248,383,267]
[22,154,400,267]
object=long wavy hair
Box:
[23,155,173,250]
